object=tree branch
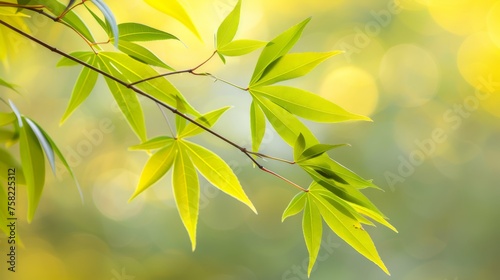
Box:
[0,19,308,193]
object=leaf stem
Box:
[247,151,296,165]
[0,19,308,193]
[191,72,247,91]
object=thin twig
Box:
[246,151,296,165]
[0,19,308,193]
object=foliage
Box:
[0,0,396,277]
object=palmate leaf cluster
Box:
[0,0,397,277]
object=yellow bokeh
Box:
[425,0,496,35]
[487,1,500,48]
[320,66,378,117]
[379,44,439,107]
[457,32,500,91]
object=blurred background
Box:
[1,0,500,279]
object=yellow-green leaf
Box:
[129,136,175,151]
[19,118,45,223]
[250,18,310,84]
[144,0,201,40]
[178,106,231,139]
[218,39,266,57]
[172,145,199,251]
[117,40,173,70]
[251,86,371,123]
[282,192,306,222]
[130,143,178,201]
[252,51,341,87]
[310,192,390,275]
[303,194,322,277]
[297,143,349,162]
[216,0,240,48]
[181,140,256,213]
[0,112,16,127]
[251,91,316,146]
[117,22,178,42]
[250,100,265,152]
[60,55,98,124]
[98,56,148,142]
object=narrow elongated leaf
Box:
[0,128,17,144]
[282,192,306,222]
[30,0,95,42]
[175,96,187,135]
[0,147,25,184]
[60,55,98,124]
[84,2,110,36]
[19,118,45,223]
[29,118,84,202]
[303,195,322,277]
[348,203,398,233]
[298,143,349,162]
[61,0,76,17]
[178,106,231,138]
[24,118,55,174]
[250,101,265,152]
[130,143,177,200]
[90,0,118,47]
[97,56,148,142]
[172,145,199,251]
[0,112,16,127]
[118,22,178,42]
[181,140,256,213]
[251,92,316,146]
[250,18,310,84]
[99,52,200,117]
[310,192,390,275]
[293,133,306,161]
[56,51,95,67]
[252,51,341,87]
[144,0,201,40]
[117,40,173,70]
[0,77,18,93]
[8,100,23,128]
[129,136,174,151]
[251,86,371,123]
[218,39,266,57]
[216,0,240,48]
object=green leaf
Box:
[129,136,175,151]
[303,194,322,277]
[348,203,398,233]
[144,0,202,40]
[0,147,25,184]
[30,0,95,42]
[172,145,199,251]
[0,128,18,145]
[60,55,98,124]
[19,118,45,223]
[293,134,306,162]
[24,118,55,174]
[28,118,84,202]
[0,77,19,93]
[282,192,306,222]
[298,143,350,162]
[98,52,200,117]
[118,22,178,42]
[130,143,178,200]
[0,112,16,127]
[175,96,188,135]
[218,39,266,57]
[181,140,256,213]
[250,18,311,84]
[310,192,390,275]
[250,101,265,152]
[251,91,316,146]
[117,40,173,70]
[90,0,119,47]
[216,0,241,48]
[252,51,341,87]
[178,106,231,138]
[84,2,110,37]
[56,51,95,67]
[97,56,148,142]
[250,86,371,123]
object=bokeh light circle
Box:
[320,66,379,116]
[379,44,439,107]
